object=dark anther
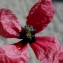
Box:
[19,25,36,45]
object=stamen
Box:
[19,25,36,45]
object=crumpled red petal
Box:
[0,41,30,63]
[26,0,55,33]
[0,8,21,38]
[30,36,63,63]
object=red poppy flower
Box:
[0,0,63,63]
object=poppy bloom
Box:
[0,0,63,63]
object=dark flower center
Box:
[19,25,36,45]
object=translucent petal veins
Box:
[26,0,55,33]
[0,42,30,63]
[0,8,21,38]
[30,36,63,63]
